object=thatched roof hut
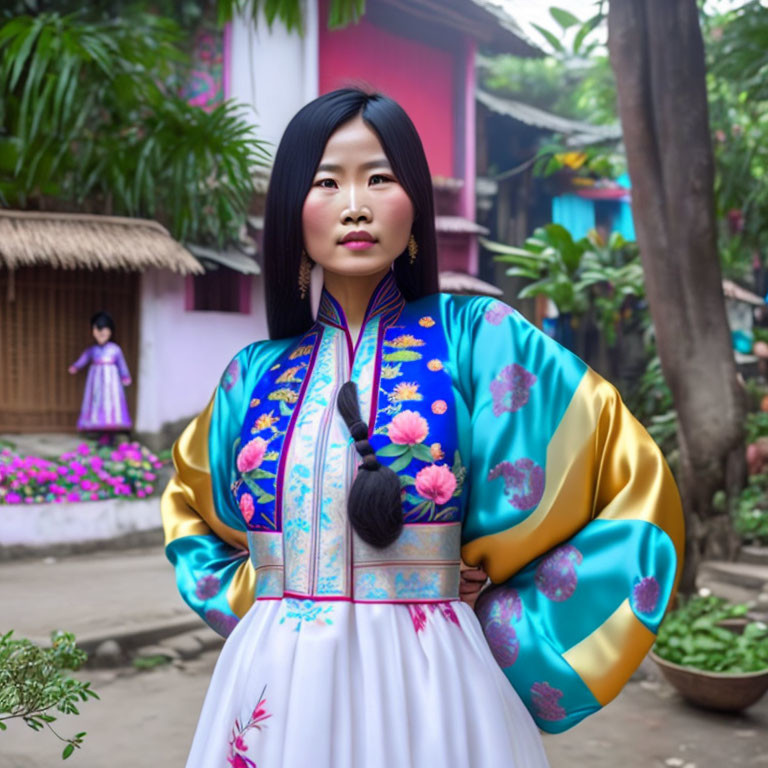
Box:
[0,209,203,274]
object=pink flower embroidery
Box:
[431,399,447,415]
[408,602,461,633]
[430,442,444,461]
[484,302,516,325]
[632,576,660,615]
[387,410,429,445]
[531,681,566,722]
[415,464,457,505]
[490,364,537,416]
[535,545,583,602]
[488,458,545,510]
[476,587,522,668]
[239,493,255,524]
[227,686,271,767]
[237,438,268,473]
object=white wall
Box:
[229,0,319,150]
[135,270,269,433]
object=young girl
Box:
[68,311,132,435]
[161,89,683,767]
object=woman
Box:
[161,89,684,767]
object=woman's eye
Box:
[316,178,337,189]
[370,174,392,185]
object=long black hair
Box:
[264,89,439,549]
[263,87,439,340]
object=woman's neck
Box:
[323,267,390,345]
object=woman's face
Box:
[92,326,111,345]
[301,114,415,279]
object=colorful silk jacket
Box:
[161,269,684,733]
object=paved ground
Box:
[2,547,767,766]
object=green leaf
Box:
[549,7,581,30]
[376,442,409,458]
[243,468,276,480]
[404,492,423,505]
[573,14,603,53]
[399,474,416,487]
[531,23,566,53]
[63,744,75,760]
[410,443,434,463]
[388,452,414,474]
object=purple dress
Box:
[70,341,132,431]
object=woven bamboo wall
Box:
[0,267,139,432]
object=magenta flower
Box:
[484,302,515,325]
[5,492,21,504]
[57,466,68,476]
[66,492,81,502]
[414,464,457,505]
[490,364,537,416]
[476,587,523,667]
[144,472,156,481]
[237,438,268,474]
[535,544,583,602]
[487,458,545,510]
[195,574,222,600]
[145,485,154,494]
[387,410,429,445]
[239,493,256,524]
[531,682,566,722]
[632,576,660,615]
[76,444,91,456]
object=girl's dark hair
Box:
[336,382,403,548]
[90,311,115,333]
[263,87,439,340]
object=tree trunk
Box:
[608,0,746,593]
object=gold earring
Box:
[408,234,418,265]
[298,251,313,300]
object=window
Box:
[186,268,251,313]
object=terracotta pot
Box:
[650,650,768,712]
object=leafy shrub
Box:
[654,595,768,673]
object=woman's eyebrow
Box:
[316,158,392,173]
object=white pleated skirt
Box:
[186,598,550,768]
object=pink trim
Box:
[282,591,459,605]
[274,328,323,530]
[368,320,386,436]
[223,22,232,100]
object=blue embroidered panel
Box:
[368,299,466,523]
[233,327,322,532]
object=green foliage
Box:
[132,654,172,670]
[0,10,269,245]
[731,473,768,544]
[0,630,99,759]
[654,595,768,674]
[746,410,768,444]
[483,226,644,343]
[215,0,365,32]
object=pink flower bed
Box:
[0,442,166,505]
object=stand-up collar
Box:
[316,269,405,331]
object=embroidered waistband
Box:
[246,522,461,602]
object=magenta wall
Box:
[318,5,456,178]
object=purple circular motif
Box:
[632,576,660,615]
[488,458,545,510]
[535,544,583,602]
[476,587,523,668]
[221,358,240,393]
[484,302,516,325]
[490,364,537,416]
[205,608,239,638]
[531,681,566,722]
[195,574,222,600]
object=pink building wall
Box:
[318,1,456,178]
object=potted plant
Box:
[650,594,768,711]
